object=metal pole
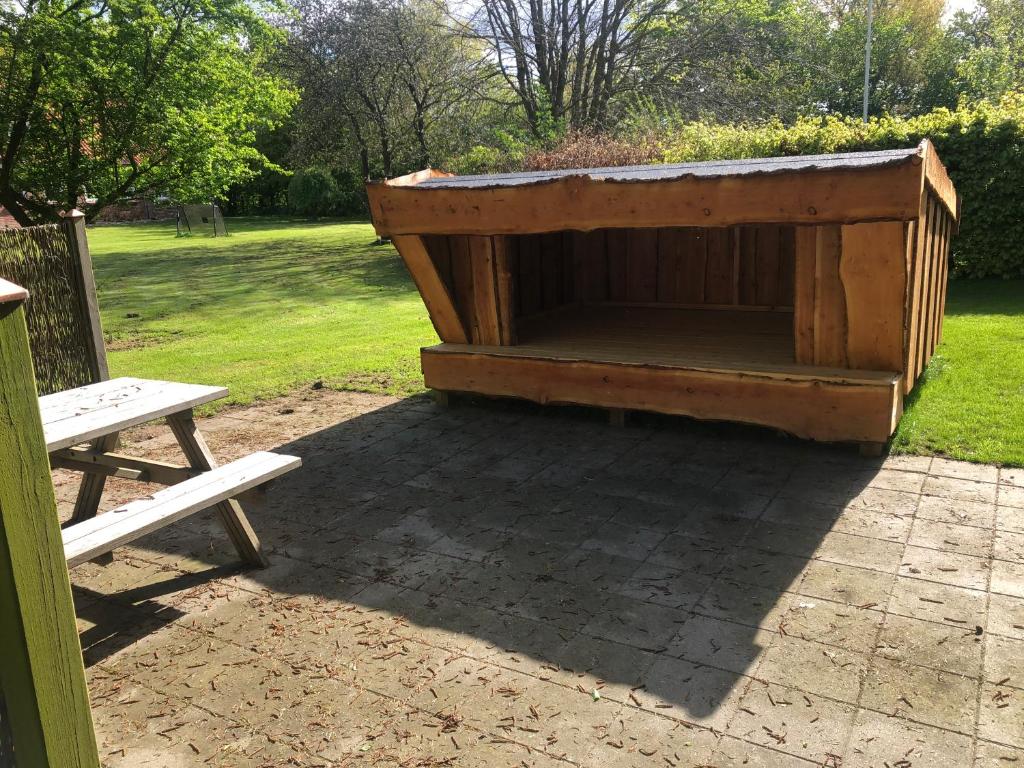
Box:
[863,0,875,122]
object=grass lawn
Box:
[89,216,437,406]
[90,217,1024,466]
[891,280,1024,466]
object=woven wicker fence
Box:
[0,223,99,395]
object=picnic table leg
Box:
[69,434,118,524]
[68,433,118,564]
[166,411,268,568]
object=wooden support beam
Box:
[493,236,517,344]
[51,448,199,485]
[422,347,901,444]
[392,235,468,343]
[60,209,109,382]
[368,163,924,236]
[469,236,502,345]
[0,285,99,767]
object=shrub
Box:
[661,96,1024,279]
[288,167,338,218]
[523,130,661,171]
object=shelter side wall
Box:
[792,221,910,374]
[903,189,954,393]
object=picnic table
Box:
[43,377,300,567]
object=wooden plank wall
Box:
[570,226,795,311]
[425,226,797,328]
[904,190,954,393]
[793,221,911,375]
[421,234,517,344]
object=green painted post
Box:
[0,278,99,767]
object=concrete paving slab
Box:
[55,389,1020,766]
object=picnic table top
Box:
[41,377,227,452]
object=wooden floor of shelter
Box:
[62,388,1024,767]
[462,306,897,382]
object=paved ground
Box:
[60,388,1024,767]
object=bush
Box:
[660,96,1024,279]
[288,167,338,218]
[523,130,661,171]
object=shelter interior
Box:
[423,225,804,376]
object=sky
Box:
[943,0,978,21]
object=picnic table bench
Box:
[43,377,300,567]
[0,212,302,573]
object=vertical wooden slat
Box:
[679,228,708,304]
[571,231,587,305]
[929,209,950,355]
[448,235,477,339]
[704,227,733,304]
[925,208,939,357]
[756,225,781,306]
[574,230,608,303]
[540,232,562,310]
[606,229,629,301]
[392,235,468,343]
[901,220,917,392]
[469,236,502,345]
[493,236,517,344]
[731,227,742,305]
[912,202,933,381]
[904,196,928,391]
[935,214,953,345]
[793,226,817,364]
[915,198,938,378]
[737,227,758,305]
[517,234,543,317]
[627,229,659,302]
[656,228,683,303]
[0,285,100,768]
[840,221,907,371]
[561,232,575,304]
[777,226,796,308]
[813,225,847,368]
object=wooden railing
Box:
[0,278,99,767]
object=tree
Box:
[955,0,1024,100]
[642,0,829,124]
[288,166,337,216]
[285,0,496,179]
[464,0,677,135]
[0,0,296,225]
[807,0,947,117]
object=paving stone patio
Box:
[59,389,1024,767]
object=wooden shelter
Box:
[367,140,959,451]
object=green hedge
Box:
[660,95,1024,279]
